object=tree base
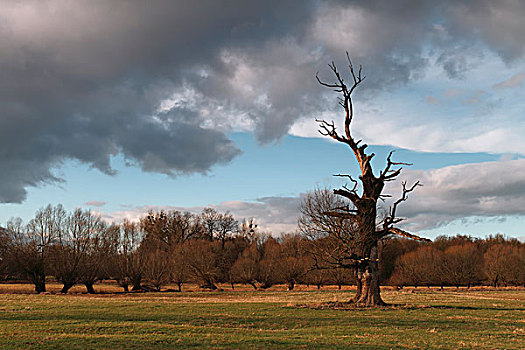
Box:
[61,283,74,294]
[200,283,218,290]
[84,283,96,294]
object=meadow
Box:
[0,283,524,349]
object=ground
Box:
[1,283,524,349]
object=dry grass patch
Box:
[0,286,524,349]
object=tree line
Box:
[0,205,523,294]
[386,234,525,289]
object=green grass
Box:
[0,287,524,349]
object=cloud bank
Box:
[98,196,301,234]
[97,158,525,235]
[389,158,525,231]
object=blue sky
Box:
[1,1,525,240]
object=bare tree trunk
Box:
[130,275,142,291]
[117,279,129,292]
[35,281,46,293]
[84,282,96,294]
[354,246,385,306]
[31,272,46,293]
[131,283,142,291]
[201,279,218,290]
[35,277,46,293]
[177,282,182,292]
[288,281,295,291]
[61,282,75,293]
[352,268,361,300]
[249,281,258,290]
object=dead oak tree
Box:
[304,54,429,306]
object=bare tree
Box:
[231,242,261,290]
[50,209,107,293]
[216,237,248,289]
[484,244,510,287]
[5,217,47,293]
[305,268,329,290]
[329,268,353,290]
[389,246,442,288]
[484,244,525,287]
[441,244,483,289]
[6,205,66,293]
[216,212,239,248]
[113,220,147,291]
[0,227,8,281]
[507,246,525,286]
[200,208,221,242]
[277,234,309,291]
[302,55,429,306]
[169,243,190,292]
[143,247,170,291]
[77,223,116,293]
[256,237,281,289]
[185,240,220,290]
[141,210,203,246]
[140,210,205,292]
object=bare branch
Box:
[333,173,359,193]
[322,211,359,223]
[333,188,360,206]
[383,180,421,229]
[316,73,343,91]
[386,227,431,242]
[380,150,413,182]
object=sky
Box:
[1,0,525,240]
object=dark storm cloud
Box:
[444,0,525,62]
[0,0,314,202]
[1,0,524,202]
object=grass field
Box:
[1,284,524,349]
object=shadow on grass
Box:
[288,302,525,312]
[420,304,525,311]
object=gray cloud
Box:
[444,0,525,62]
[2,0,525,202]
[385,159,525,231]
